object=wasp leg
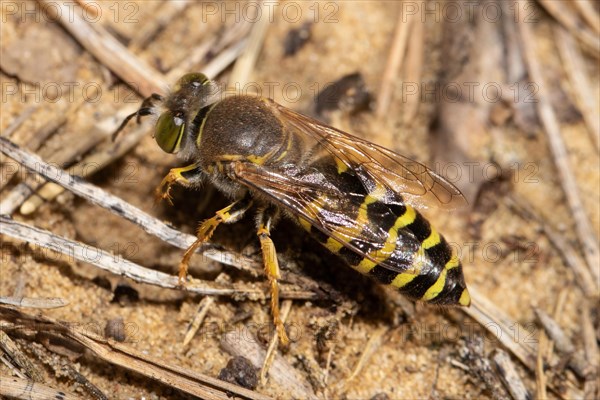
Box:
[178,194,253,284]
[256,206,289,345]
[155,163,202,205]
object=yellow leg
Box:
[155,164,202,205]
[178,196,253,284]
[257,208,289,345]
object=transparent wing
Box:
[232,162,421,274]
[270,101,467,210]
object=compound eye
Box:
[174,73,209,91]
[155,111,185,153]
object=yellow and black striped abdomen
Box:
[295,160,471,307]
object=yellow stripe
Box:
[335,157,349,174]
[390,246,429,292]
[325,237,344,253]
[353,202,421,276]
[444,255,460,270]
[273,134,293,162]
[413,229,455,301]
[419,231,463,302]
[331,184,387,250]
[273,150,288,163]
[298,213,345,253]
[196,102,217,145]
[390,272,418,288]
[358,209,412,273]
[422,228,441,249]
[219,154,244,161]
[301,195,327,220]
[364,184,387,204]
[396,205,416,228]
[300,195,353,254]
[459,289,471,306]
[355,257,377,274]
[247,151,275,165]
[337,184,388,273]
[375,208,416,259]
[298,217,312,231]
[305,184,402,276]
[421,269,447,301]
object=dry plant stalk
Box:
[182,296,216,347]
[536,0,600,55]
[0,138,318,301]
[0,306,270,400]
[492,349,531,400]
[0,105,37,139]
[19,33,249,216]
[376,6,415,118]
[457,337,508,400]
[463,287,536,371]
[0,376,82,400]
[0,120,109,215]
[339,326,388,390]
[221,329,317,399]
[458,291,583,397]
[260,299,293,385]
[128,1,192,53]
[167,23,251,82]
[572,0,600,34]
[554,26,600,153]
[535,308,588,378]
[18,106,144,215]
[37,0,167,97]
[0,136,257,274]
[0,296,68,309]
[517,0,600,285]
[581,301,599,399]
[181,274,238,347]
[506,195,598,297]
[16,0,244,216]
[229,0,273,88]
[535,331,549,399]
[402,19,424,125]
[0,215,255,298]
[26,338,108,400]
[534,288,567,399]
[5,1,164,217]
[0,331,44,382]
[0,106,67,193]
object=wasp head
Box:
[114,73,220,158]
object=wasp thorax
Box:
[197,96,286,167]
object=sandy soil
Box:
[1,1,598,399]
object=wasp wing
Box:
[232,161,423,275]
[271,101,467,210]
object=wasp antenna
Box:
[135,107,154,124]
[112,107,155,142]
[112,110,140,142]
[150,93,164,102]
[112,93,165,142]
[139,93,164,110]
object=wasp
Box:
[117,73,471,344]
